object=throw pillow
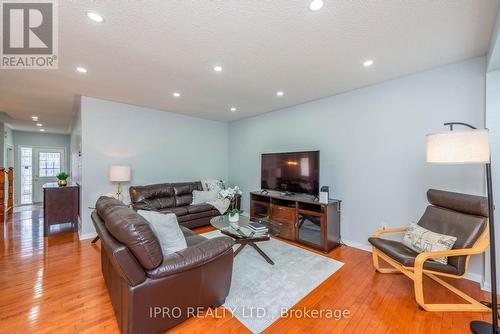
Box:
[137,210,187,256]
[192,190,219,205]
[202,179,225,193]
[402,223,457,264]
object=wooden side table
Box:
[43,182,79,237]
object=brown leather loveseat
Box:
[129,181,224,229]
[92,196,234,334]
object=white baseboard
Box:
[342,239,489,291]
[342,239,371,252]
[79,232,97,240]
[481,279,491,292]
[463,272,484,285]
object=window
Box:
[20,147,33,204]
[38,152,61,177]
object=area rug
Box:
[202,231,344,333]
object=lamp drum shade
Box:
[109,165,131,182]
[426,129,490,164]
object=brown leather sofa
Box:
[129,181,239,229]
[92,196,234,334]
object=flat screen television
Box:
[261,151,319,195]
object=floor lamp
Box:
[426,122,497,334]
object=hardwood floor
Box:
[0,205,493,333]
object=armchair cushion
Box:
[368,237,459,275]
[427,189,489,217]
[146,236,234,279]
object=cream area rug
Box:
[202,231,344,333]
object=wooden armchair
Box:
[369,189,490,312]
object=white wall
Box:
[13,130,71,206]
[79,97,229,237]
[228,57,487,278]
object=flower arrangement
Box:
[219,186,242,221]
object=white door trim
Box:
[17,145,68,205]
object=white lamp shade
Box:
[109,165,131,182]
[426,129,490,164]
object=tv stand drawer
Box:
[270,204,295,223]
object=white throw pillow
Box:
[137,210,187,256]
[192,190,219,205]
[202,179,225,192]
[402,223,457,264]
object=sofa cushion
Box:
[178,210,219,223]
[137,210,188,256]
[96,196,163,270]
[187,204,216,214]
[129,183,175,203]
[160,207,188,216]
[192,190,218,205]
[368,237,458,275]
[144,196,176,210]
[185,233,208,247]
[145,236,234,278]
[173,182,203,207]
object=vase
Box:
[57,179,67,187]
[228,212,239,223]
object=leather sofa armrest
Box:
[131,203,151,211]
[146,236,234,279]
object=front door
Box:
[33,148,65,203]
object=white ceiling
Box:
[1,0,499,133]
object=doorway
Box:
[19,147,66,204]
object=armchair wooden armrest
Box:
[414,235,489,269]
[372,227,407,238]
[410,231,490,312]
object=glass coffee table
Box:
[210,215,281,265]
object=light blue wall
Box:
[79,97,229,236]
[13,130,71,205]
[228,57,487,279]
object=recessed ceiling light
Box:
[76,67,88,73]
[309,0,324,11]
[276,91,284,97]
[39,129,45,132]
[230,107,237,112]
[36,123,43,127]
[363,59,374,67]
[172,92,181,98]
[31,116,38,121]
[213,65,223,72]
[87,12,104,23]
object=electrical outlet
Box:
[381,221,388,230]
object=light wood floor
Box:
[0,205,493,333]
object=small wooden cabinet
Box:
[43,182,79,236]
[250,191,341,253]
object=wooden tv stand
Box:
[249,191,341,253]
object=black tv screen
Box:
[261,151,319,195]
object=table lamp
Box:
[109,165,131,201]
[426,122,496,334]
